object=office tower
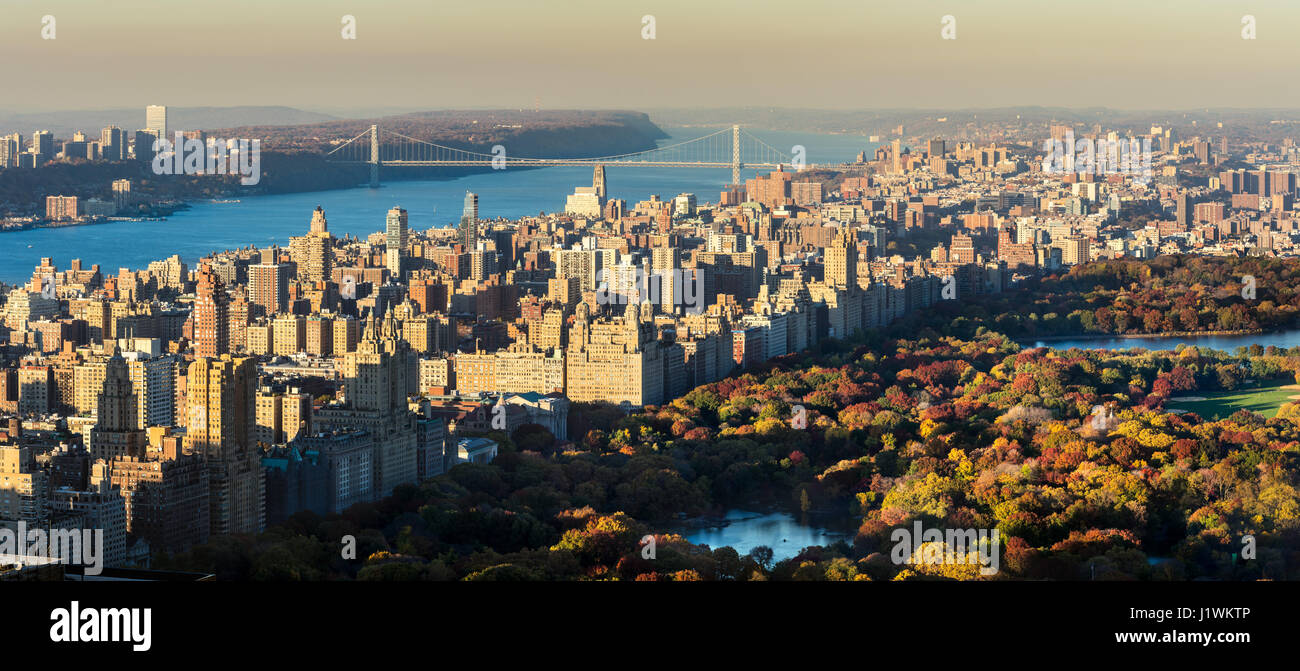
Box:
[289,206,333,283]
[184,356,264,535]
[193,266,230,357]
[824,228,858,289]
[88,354,145,463]
[459,193,479,249]
[33,130,54,164]
[146,105,167,137]
[0,133,19,167]
[100,125,127,161]
[592,165,607,199]
[134,129,157,164]
[248,263,289,316]
[385,207,409,279]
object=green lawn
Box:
[1167,379,1297,420]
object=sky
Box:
[1,0,1298,112]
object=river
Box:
[0,127,875,284]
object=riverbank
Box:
[1,203,189,233]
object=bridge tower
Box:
[369,124,380,188]
[731,124,742,186]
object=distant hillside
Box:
[648,106,1300,143]
[211,109,669,155]
[0,106,339,138]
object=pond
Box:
[673,509,851,563]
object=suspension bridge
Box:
[323,124,826,187]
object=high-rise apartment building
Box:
[193,266,230,358]
[386,207,409,279]
[824,228,858,289]
[184,356,265,536]
[33,130,54,164]
[289,206,333,283]
[459,193,479,249]
[88,354,145,463]
[248,263,289,316]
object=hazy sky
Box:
[2,0,1298,112]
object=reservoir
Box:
[1023,331,1300,355]
[675,509,851,564]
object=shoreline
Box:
[1019,328,1269,344]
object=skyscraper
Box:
[592,165,607,199]
[315,309,420,498]
[289,206,333,283]
[100,126,127,161]
[89,353,144,463]
[134,130,157,164]
[33,130,54,164]
[193,266,230,358]
[1176,192,1191,228]
[0,133,21,168]
[459,193,479,249]
[386,206,409,278]
[825,228,858,289]
[248,263,289,316]
[146,105,168,138]
[184,355,264,535]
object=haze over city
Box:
[3,0,1300,112]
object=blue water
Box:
[677,510,849,563]
[0,128,875,284]
[1025,331,1300,354]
